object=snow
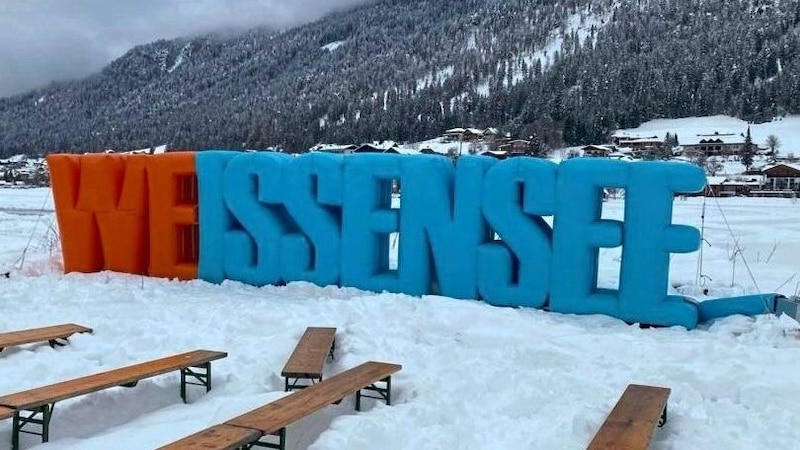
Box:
[414,10,609,98]
[475,81,490,98]
[504,10,609,87]
[166,55,184,73]
[415,66,454,92]
[3,188,800,449]
[320,41,345,52]
[616,115,800,154]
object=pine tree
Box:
[741,126,755,169]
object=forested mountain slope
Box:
[0,0,798,156]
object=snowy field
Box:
[2,188,800,449]
[616,114,800,153]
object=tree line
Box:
[0,0,798,157]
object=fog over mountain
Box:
[1,0,798,156]
[0,0,373,97]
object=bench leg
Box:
[658,404,668,427]
[181,362,212,403]
[47,338,68,349]
[12,403,55,450]
[356,375,392,412]
[284,375,322,392]
[329,338,335,361]
[248,427,286,450]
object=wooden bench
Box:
[159,424,263,450]
[281,327,336,392]
[587,384,671,450]
[0,406,14,421]
[0,349,227,450]
[159,360,402,450]
[0,324,92,353]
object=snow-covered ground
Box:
[616,115,800,156]
[2,188,800,449]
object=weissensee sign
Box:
[50,151,714,328]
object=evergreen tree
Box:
[741,126,755,169]
[0,0,799,156]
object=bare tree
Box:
[705,158,724,176]
[766,134,781,159]
[685,148,707,169]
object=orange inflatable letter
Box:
[146,152,198,280]
[48,154,103,272]
[49,153,150,274]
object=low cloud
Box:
[0,0,371,98]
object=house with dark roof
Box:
[759,163,800,193]
[681,132,747,157]
[582,144,615,157]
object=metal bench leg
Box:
[658,404,668,427]
[356,375,392,412]
[249,427,286,450]
[328,338,335,361]
[284,376,320,392]
[181,362,212,403]
[12,403,55,450]
[48,338,68,348]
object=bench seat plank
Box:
[587,384,671,450]
[0,406,14,421]
[0,324,92,349]
[228,361,401,434]
[0,349,226,410]
[159,424,262,450]
[281,327,336,379]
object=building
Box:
[443,127,501,145]
[498,139,531,154]
[758,163,800,193]
[610,132,659,146]
[310,144,358,154]
[706,175,765,197]
[681,132,747,157]
[581,145,615,157]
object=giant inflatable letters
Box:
[50,151,713,328]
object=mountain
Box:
[1,0,799,157]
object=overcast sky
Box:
[0,0,370,98]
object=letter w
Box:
[48,154,148,274]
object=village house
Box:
[755,163,800,194]
[353,144,391,153]
[611,132,663,156]
[443,127,480,143]
[498,139,531,154]
[419,148,448,157]
[581,144,615,157]
[443,127,501,145]
[610,132,659,146]
[681,132,747,157]
[616,137,665,156]
[706,175,766,197]
[309,144,358,154]
[0,155,49,187]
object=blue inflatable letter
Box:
[478,157,557,308]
